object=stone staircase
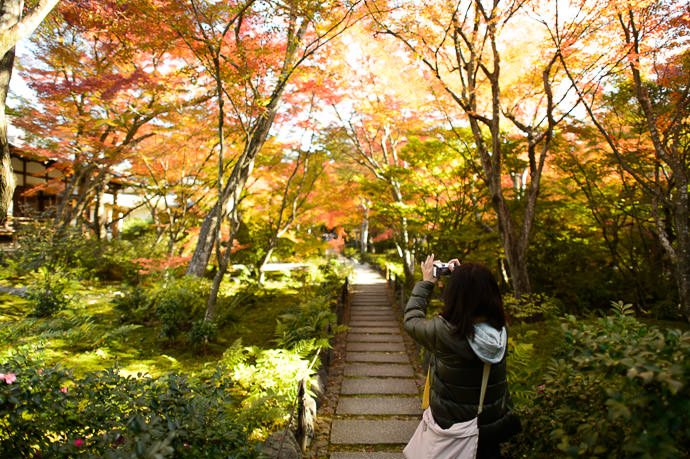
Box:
[328,265,422,458]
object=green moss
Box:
[0,264,338,378]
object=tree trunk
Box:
[186,201,221,277]
[675,237,690,322]
[360,199,370,255]
[0,0,61,223]
[257,245,275,285]
[398,218,415,288]
[92,186,101,240]
[0,3,18,225]
[186,96,281,277]
[204,212,240,322]
[360,216,368,255]
[672,179,690,322]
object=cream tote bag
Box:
[403,363,491,459]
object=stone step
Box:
[350,312,396,317]
[347,334,403,343]
[350,312,392,317]
[349,321,399,328]
[330,420,419,444]
[348,327,400,334]
[346,342,405,352]
[346,352,408,363]
[350,317,397,323]
[344,364,414,377]
[337,396,422,415]
[340,377,418,395]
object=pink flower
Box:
[74,438,83,447]
[0,373,16,384]
[61,387,68,393]
[537,385,544,393]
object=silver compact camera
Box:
[433,262,452,278]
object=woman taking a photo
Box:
[403,255,520,459]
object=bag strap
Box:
[477,362,491,415]
[421,367,431,409]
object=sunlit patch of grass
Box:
[221,288,302,348]
[118,355,183,377]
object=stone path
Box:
[328,265,422,458]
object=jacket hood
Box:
[468,323,507,364]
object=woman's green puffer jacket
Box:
[403,280,519,442]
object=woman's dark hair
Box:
[441,262,506,339]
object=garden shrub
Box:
[9,221,160,283]
[507,334,543,408]
[28,268,76,318]
[315,258,350,295]
[155,287,203,341]
[112,286,154,324]
[188,319,218,351]
[61,316,101,352]
[119,218,153,241]
[88,238,147,283]
[506,312,690,457]
[0,351,259,458]
[149,276,210,342]
[503,293,562,323]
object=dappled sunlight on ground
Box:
[350,268,388,287]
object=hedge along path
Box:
[327,265,422,459]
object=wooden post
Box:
[297,379,307,453]
[399,276,404,312]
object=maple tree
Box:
[551,126,672,311]
[0,0,60,223]
[246,121,328,283]
[132,0,363,320]
[14,2,198,238]
[326,26,440,285]
[127,108,217,256]
[550,0,690,320]
[365,0,580,297]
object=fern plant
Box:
[274,295,344,350]
[610,300,635,317]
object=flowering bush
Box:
[0,352,259,458]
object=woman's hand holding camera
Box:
[447,259,460,271]
[421,254,437,282]
[421,255,461,282]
